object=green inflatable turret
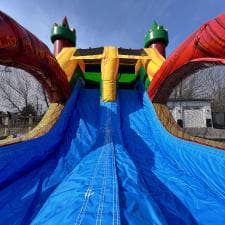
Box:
[51,17,76,56]
[144,21,168,57]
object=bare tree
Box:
[36,84,49,108]
[169,65,225,111]
[0,66,49,115]
[170,73,200,99]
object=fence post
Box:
[4,115,9,136]
[28,114,33,132]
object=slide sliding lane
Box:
[119,90,225,225]
[0,80,100,224]
[31,101,121,225]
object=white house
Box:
[167,99,213,128]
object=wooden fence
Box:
[0,114,41,138]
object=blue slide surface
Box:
[0,79,225,225]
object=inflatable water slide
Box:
[0,11,225,225]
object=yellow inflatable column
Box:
[56,47,85,81]
[143,48,165,81]
[101,47,119,102]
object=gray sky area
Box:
[1,1,225,55]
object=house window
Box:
[177,119,183,128]
[206,119,212,128]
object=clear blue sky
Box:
[1,1,225,55]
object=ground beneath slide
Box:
[0,85,225,224]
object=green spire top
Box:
[144,21,168,48]
[62,16,70,28]
[51,16,76,46]
[151,20,158,30]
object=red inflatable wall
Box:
[0,11,70,103]
[149,13,225,103]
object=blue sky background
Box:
[1,1,225,55]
